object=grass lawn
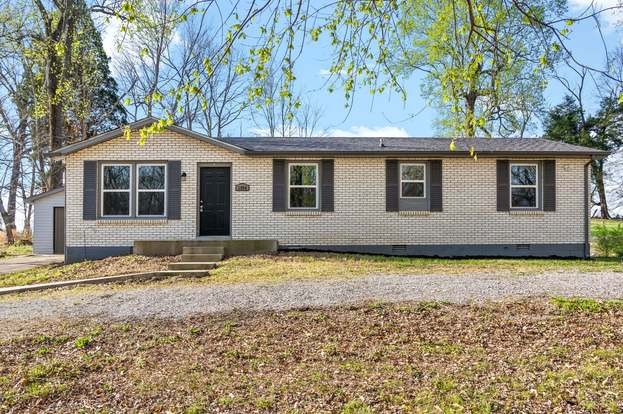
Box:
[1,298,622,412]
[592,218,623,231]
[0,242,32,259]
[209,252,622,284]
[1,252,621,289]
[0,216,619,289]
[0,255,176,288]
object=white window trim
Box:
[288,162,319,209]
[101,163,132,217]
[136,163,167,217]
[400,163,426,199]
[509,162,539,209]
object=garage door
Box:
[53,207,65,254]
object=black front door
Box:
[199,167,231,236]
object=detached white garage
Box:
[27,187,65,255]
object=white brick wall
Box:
[64,130,589,248]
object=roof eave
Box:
[47,117,248,157]
[26,186,65,203]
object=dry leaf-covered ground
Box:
[0,255,178,287]
[1,299,622,413]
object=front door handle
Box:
[199,200,204,213]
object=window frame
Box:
[136,163,167,217]
[509,162,539,209]
[400,162,426,199]
[100,163,132,218]
[287,162,319,210]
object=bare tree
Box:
[0,9,31,243]
[114,4,247,137]
[295,98,326,137]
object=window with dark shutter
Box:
[429,160,443,212]
[167,161,181,219]
[321,159,334,212]
[542,160,556,211]
[272,159,286,212]
[83,161,97,220]
[386,160,399,212]
[496,160,510,211]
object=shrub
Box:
[593,223,623,257]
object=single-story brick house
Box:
[49,117,606,263]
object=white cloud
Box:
[99,16,123,63]
[249,125,410,138]
[318,68,348,78]
[329,125,410,137]
[97,14,183,74]
[569,0,623,27]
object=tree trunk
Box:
[0,200,14,244]
[46,51,65,189]
[464,90,478,137]
[593,159,610,219]
[4,113,28,244]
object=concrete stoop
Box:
[168,246,224,271]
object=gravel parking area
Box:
[1,271,622,322]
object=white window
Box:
[101,164,131,216]
[288,163,318,209]
[400,163,426,198]
[510,163,538,208]
[137,164,167,216]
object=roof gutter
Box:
[239,150,607,158]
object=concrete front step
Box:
[169,262,219,271]
[183,246,226,255]
[181,253,223,262]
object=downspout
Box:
[584,159,592,259]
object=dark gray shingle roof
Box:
[218,136,606,157]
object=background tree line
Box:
[1,0,622,244]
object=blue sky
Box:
[285,1,622,138]
[100,0,623,138]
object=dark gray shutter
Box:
[273,159,286,212]
[542,160,556,212]
[496,160,510,211]
[321,159,334,212]
[83,161,97,220]
[386,160,399,212]
[429,160,443,212]
[167,161,181,219]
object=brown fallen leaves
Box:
[1,255,179,288]
[0,299,622,413]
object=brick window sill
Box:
[508,210,545,216]
[96,218,169,225]
[398,210,431,216]
[285,211,322,216]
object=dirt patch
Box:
[1,299,622,412]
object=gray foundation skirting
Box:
[282,243,587,259]
[66,246,133,263]
[65,242,587,263]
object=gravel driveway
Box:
[1,271,622,322]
